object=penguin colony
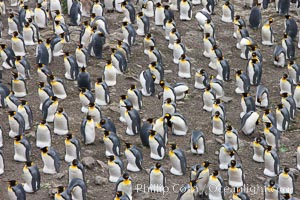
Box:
[0,0,300,199]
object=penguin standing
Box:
[8,111,25,138]
[190,130,206,155]
[240,111,260,135]
[54,107,69,135]
[255,85,269,108]
[207,170,225,200]
[92,0,104,16]
[282,33,295,60]
[80,21,93,49]
[140,118,154,147]
[253,137,267,163]
[281,92,296,120]
[22,22,37,45]
[87,102,102,125]
[65,134,80,163]
[54,186,70,200]
[203,85,216,112]
[235,70,250,94]
[212,99,226,119]
[177,180,197,200]
[168,28,181,50]
[142,0,154,18]
[14,135,31,162]
[228,160,244,187]
[14,55,31,79]
[45,38,53,64]
[103,60,117,86]
[203,33,215,58]
[36,40,49,66]
[103,131,120,157]
[219,143,235,169]
[247,58,262,86]
[165,113,188,136]
[295,82,300,109]
[178,54,191,78]
[216,56,230,82]
[165,19,176,41]
[116,173,133,200]
[280,73,294,95]
[7,180,26,200]
[69,0,82,26]
[127,84,142,111]
[17,100,33,130]
[117,40,130,62]
[149,130,165,160]
[64,52,79,81]
[169,143,186,176]
[41,146,60,174]
[95,77,110,106]
[279,0,290,15]
[36,120,51,148]
[153,117,169,145]
[143,33,156,55]
[11,31,26,57]
[49,75,67,99]
[77,67,91,91]
[140,69,156,96]
[124,142,143,172]
[209,45,222,70]
[111,48,127,74]
[262,108,277,126]
[195,69,209,89]
[240,93,255,118]
[264,179,280,200]
[249,3,262,30]
[222,1,234,23]
[124,105,141,136]
[0,44,15,69]
[287,61,300,84]
[262,18,275,45]
[264,122,280,150]
[194,161,210,196]
[37,64,52,84]
[81,115,95,145]
[210,76,224,98]
[148,162,166,193]
[276,103,290,131]
[154,3,165,26]
[136,12,149,36]
[108,155,124,183]
[148,46,163,66]
[212,111,225,135]
[119,95,132,123]
[162,98,176,117]
[23,161,41,193]
[0,150,4,175]
[54,21,70,42]
[51,34,65,57]
[34,3,48,29]
[173,39,186,64]
[88,31,105,59]
[42,96,59,122]
[121,21,136,46]
[278,167,295,194]
[67,178,87,200]
[225,125,239,151]
[264,145,280,177]
[179,0,192,21]
[11,72,27,98]
[98,117,117,133]
[69,159,85,183]
[232,187,250,200]
[75,44,88,68]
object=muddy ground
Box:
[0,0,300,199]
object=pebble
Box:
[94,176,108,185]
[82,157,96,169]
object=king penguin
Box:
[15,56,30,80]
[287,61,300,85]
[249,3,262,30]
[67,178,87,200]
[136,12,149,36]
[207,170,225,200]
[115,173,133,200]
[127,84,142,111]
[75,44,88,68]
[148,130,165,160]
[77,67,91,91]
[11,31,26,56]
[69,159,85,183]
[103,60,117,87]
[95,77,110,106]
[253,137,267,162]
[140,69,156,96]
[278,167,295,194]
[36,39,49,66]
[87,102,102,126]
[179,0,192,21]
[124,142,143,172]
[240,111,260,135]
[65,134,81,163]
[14,135,31,162]
[148,162,166,193]
[41,146,60,174]
[124,105,141,136]
[36,119,51,148]
[228,160,244,187]
[225,125,239,151]
[11,71,28,98]
[235,70,251,94]
[23,161,41,193]
[195,69,209,89]
[262,18,275,45]
[7,180,26,200]
[140,118,154,147]
[255,85,269,108]
[49,75,67,99]
[190,130,206,155]
[81,115,95,145]
[275,103,290,131]
[108,155,124,183]
[64,52,79,81]
[222,1,234,23]
[54,107,69,135]
[264,179,280,200]
[0,44,15,69]
[165,113,188,136]
[42,96,59,122]
[219,143,235,169]
[169,143,186,176]
[103,131,120,157]
[264,145,280,177]
[17,99,33,130]
[98,117,117,133]
[69,0,82,26]
[177,180,197,200]
[79,87,95,113]
[8,111,25,138]
[5,91,20,111]
[202,85,216,112]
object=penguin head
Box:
[233,187,241,194]
[281,92,289,98]
[57,186,65,194]
[226,124,232,131]
[37,3,42,8]
[81,67,87,72]
[40,119,47,125]
[269,179,275,187]
[122,21,128,26]
[11,71,19,79]
[120,95,127,100]
[237,24,243,30]
[122,172,129,180]
[142,4,147,9]
[283,193,291,199]
[229,151,235,157]
[283,167,290,174]
[242,92,249,97]
[8,180,17,187]
[205,85,211,91]
[180,54,186,60]
[97,77,103,84]
[57,107,64,113]
[12,31,18,37]
[148,130,156,136]
[202,161,210,168]
[137,12,143,17]
[9,13,14,18]
[20,99,27,105]
[225,1,230,6]
[265,145,272,151]
[27,17,33,23]
[212,44,218,50]
[146,33,152,39]
[164,5,170,9]
[230,160,236,167]
[159,80,165,87]
[71,159,78,167]
[155,162,161,169]
[175,38,181,44]
[156,2,161,7]
[88,102,95,108]
[171,28,177,33]
[282,73,288,80]
[104,130,110,137]
[14,135,22,141]
[79,87,86,93]
[285,15,291,19]
[24,22,30,27]
[214,99,221,105]
[15,56,21,61]
[165,98,172,104]
[121,1,127,6]
[251,58,257,64]
[108,155,115,162]
[41,146,48,153]
[289,60,294,66]
[264,109,270,115]
[117,40,123,46]
[269,18,273,24]
[23,5,28,10]
[98,32,105,37]
[206,19,211,24]
[252,52,257,58]
[204,33,210,38]
[0,44,6,50]
[51,96,58,101]
[125,142,132,149]
[149,46,155,51]
[164,113,171,121]
[124,105,133,111]
[8,111,16,116]
[130,84,136,90]
[55,20,60,25]
[59,33,65,39]
[64,52,69,57]
[38,39,43,44]
[25,161,33,167]
[66,133,72,140]
[106,59,112,65]
[170,143,177,150]
[236,69,242,76]
[46,38,51,44]
[115,191,124,198]
[212,170,218,177]
[265,122,272,128]
[283,33,288,39]
[276,103,283,109]
[217,56,224,61]
[214,111,220,117]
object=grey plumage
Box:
[88,32,105,59]
[67,178,87,200]
[127,108,141,135]
[47,147,61,173]
[27,164,41,192]
[140,119,154,147]
[173,147,187,175]
[100,118,117,133]
[36,41,49,65]
[77,68,91,91]
[70,0,82,26]
[249,6,262,30]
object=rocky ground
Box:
[0,0,300,200]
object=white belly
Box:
[54,115,68,135]
[65,143,77,162]
[42,154,56,174]
[14,143,27,162]
[36,126,51,148]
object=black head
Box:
[212,170,218,176]
[214,111,220,117]
[148,130,156,136]
[230,160,236,167]
[284,167,290,173]
[120,95,127,100]
[180,54,186,60]
[25,161,33,167]
[20,99,27,105]
[155,162,161,169]
[57,186,65,194]
[236,70,242,76]
[41,146,48,153]
[226,125,232,131]
[88,102,95,107]
[123,173,129,179]
[202,161,210,168]
[40,119,46,124]
[170,143,177,150]
[159,80,165,87]
[265,122,272,128]
[97,77,103,83]
[57,107,64,113]
[72,159,79,166]
[116,191,123,197]
[66,133,72,140]
[8,180,17,187]
[125,142,131,148]
[51,96,58,101]
[269,179,275,186]
[14,135,22,141]
[104,130,110,136]
[277,103,283,109]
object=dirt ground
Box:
[0,0,299,199]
